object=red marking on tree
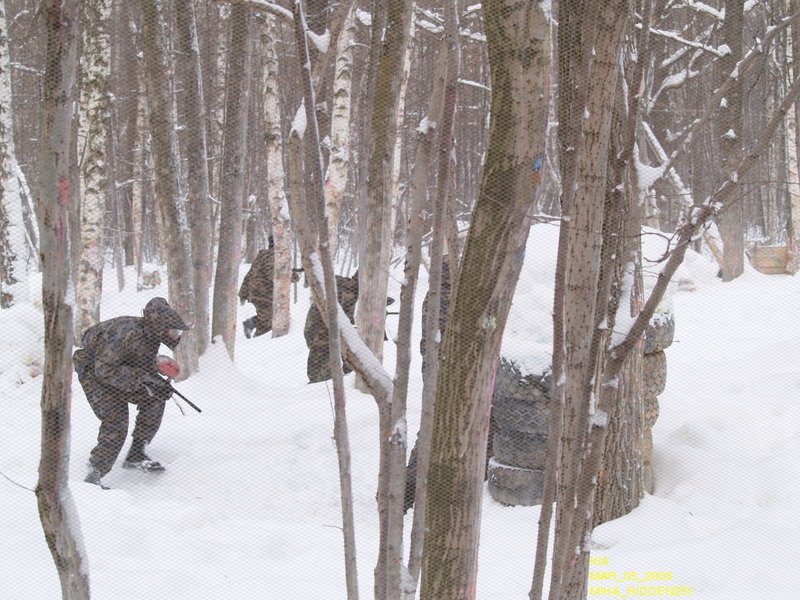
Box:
[59,178,69,206]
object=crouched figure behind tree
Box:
[73,297,190,489]
[304,272,359,383]
[239,237,275,339]
[405,256,454,513]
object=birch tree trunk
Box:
[291,4,359,597]
[419,1,551,598]
[176,0,212,362]
[74,0,111,337]
[262,14,293,338]
[0,0,30,307]
[325,6,356,258]
[211,3,252,358]
[34,1,91,597]
[141,0,199,370]
[787,0,800,274]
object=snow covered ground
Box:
[1,223,797,599]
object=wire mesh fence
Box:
[1,0,798,598]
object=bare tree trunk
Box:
[593,98,645,524]
[355,4,415,598]
[718,0,745,281]
[592,32,650,526]
[0,1,30,307]
[291,4,359,596]
[262,14,293,337]
[407,0,460,588]
[787,0,800,274]
[405,21,451,589]
[549,0,630,597]
[419,1,551,598]
[74,0,111,338]
[34,1,91,597]
[176,0,212,363]
[116,0,141,272]
[141,0,198,369]
[530,1,591,594]
[400,127,437,586]
[356,0,412,600]
[211,3,252,358]
[356,0,413,393]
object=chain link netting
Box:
[1,0,797,598]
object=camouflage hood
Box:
[143,297,190,333]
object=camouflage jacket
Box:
[304,273,358,348]
[73,304,185,393]
[239,247,274,306]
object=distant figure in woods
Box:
[239,236,275,339]
[73,297,190,489]
[404,256,453,512]
[304,271,359,383]
[404,255,497,513]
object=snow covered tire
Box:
[643,313,675,355]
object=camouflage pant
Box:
[77,370,165,476]
[306,345,353,383]
[251,301,273,337]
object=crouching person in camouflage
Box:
[239,237,275,339]
[304,272,359,383]
[73,297,191,488]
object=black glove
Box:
[142,373,173,401]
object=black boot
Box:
[123,438,165,472]
[242,317,257,339]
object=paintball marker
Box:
[155,355,202,413]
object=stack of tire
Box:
[487,309,674,506]
[487,359,551,506]
[641,309,674,493]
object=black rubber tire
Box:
[491,394,550,435]
[492,428,548,470]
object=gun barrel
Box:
[169,385,202,413]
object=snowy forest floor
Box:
[1,224,798,598]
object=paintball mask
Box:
[143,297,191,349]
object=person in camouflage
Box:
[73,297,190,488]
[304,272,359,383]
[239,237,275,339]
[405,255,452,513]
